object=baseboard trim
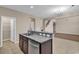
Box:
[3,39,10,42]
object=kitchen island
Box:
[19,31,52,54]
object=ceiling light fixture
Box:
[53,6,69,13]
[30,6,34,9]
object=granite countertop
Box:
[21,34,52,43]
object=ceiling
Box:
[1,5,79,18]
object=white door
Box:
[0,17,3,47]
[11,17,16,43]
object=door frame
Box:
[0,16,3,47]
[10,17,16,43]
[53,21,56,34]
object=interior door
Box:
[0,17,3,47]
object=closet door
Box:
[0,17,3,47]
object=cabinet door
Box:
[19,35,23,51]
[41,39,52,54]
[22,37,28,54]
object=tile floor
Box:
[0,40,23,54]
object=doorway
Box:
[0,16,16,47]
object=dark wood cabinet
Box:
[41,39,52,54]
[22,37,28,54]
[19,34,52,54]
[19,34,28,54]
[19,35,23,51]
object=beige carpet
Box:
[0,40,23,54]
[53,37,79,54]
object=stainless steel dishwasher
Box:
[28,40,39,54]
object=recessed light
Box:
[30,6,34,9]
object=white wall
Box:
[35,18,43,31]
[56,15,79,35]
[0,7,43,40]
[54,14,79,54]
